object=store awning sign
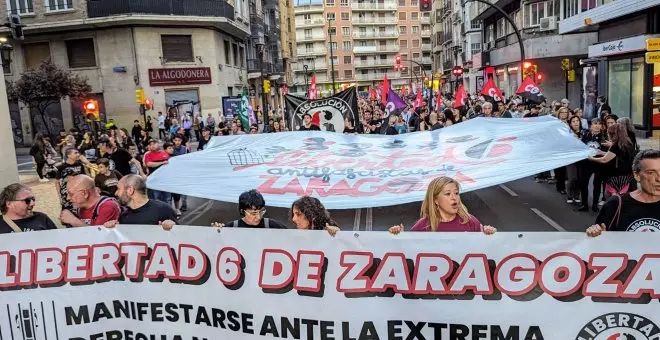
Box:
[149,67,213,86]
[646,51,660,64]
[647,38,660,51]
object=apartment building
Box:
[472,0,597,105]
[559,0,660,136]
[2,0,250,145]
[292,0,433,97]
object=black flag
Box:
[285,86,359,132]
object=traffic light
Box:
[420,0,432,12]
[523,60,533,71]
[83,99,100,121]
[8,14,24,40]
[144,98,153,110]
[263,79,271,93]
[536,72,544,83]
[135,89,145,104]
[452,66,463,77]
[395,55,402,70]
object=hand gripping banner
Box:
[147,116,592,209]
[285,87,359,132]
[0,227,659,340]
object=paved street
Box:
[179,177,596,233]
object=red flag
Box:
[453,85,467,108]
[370,88,377,100]
[413,89,423,109]
[382,74,389,105]
[309,75,317,99]
[311,111,321,127]
[436,91,442,111]
[516,77,546,103]
[480,78,503,102]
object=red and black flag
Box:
[453,85,468,108]
[480,78,504,102]
[516,77,546,103]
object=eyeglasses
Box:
[243,209,266,217]
[11,197,35,204]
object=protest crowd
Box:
[1,82,659,241]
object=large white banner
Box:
[147,117,591,209]
[1,227,659,340]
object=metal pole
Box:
[328,22,337,95]
[463,0,525,73]
[260,47,267,118]
[303,64,309,98]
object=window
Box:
[399,26,407,34]
[582,0,597,12]
[565,0,578,18]
[45,0,72,11]
[412,26,419,34]
[400,54,407,61]
[496,18,505,38]
[411,12,419,21]
[232,43,239,66]
[435,9,442,23]
[66,39,96,68]
[411,0,418,5]
[340,0,349,6]
[7,0,33,14]
[328,42,337,50]
[344,56,351,64]
[224,40,231,64]
[344,70,353,78]
[412,39,420,47]
[399,12,406,20]
[305,43,313,51]
[342,27,350,36]
[304,29,313,38]
[329,27,337,36]
[239,46,245,68]
[23,42,50,71]
[327,13,336,21]
[485,24,494,43]
[398,0,406,6]
[400,40,408,48]
[342,41,352,50]
[326,0,335,6]
[608,58,645,125]
[341,12,349,20]
[330,56,338,65]
[471,42,481,54]
[412,52,420,59]
[471,20,481,30]
[303,14,311,20]
[162,35,194,62]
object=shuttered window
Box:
[66,39,96,68]
[161,35,194,62]
[23,42,50,71]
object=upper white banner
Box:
[147,117,592,209]
[0,227,659,340]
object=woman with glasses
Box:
[0,183,59,233]
[212,190,288,229]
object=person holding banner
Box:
[298,113,321,131]
[389,177,496,234]
[211,190,287,229]
[0,183,59,233]
[103,175,177,230]
[290,196,340,236]
[586,149,660,235]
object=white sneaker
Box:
[598,201,605,207]
[566,199,574,204]
[574,199,581,204]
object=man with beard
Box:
[103,175,177,230]
[59,175,121,227]
[0,184,59,233]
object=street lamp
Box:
[256,42,266,119]
[0,43,13,72]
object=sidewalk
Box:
[20,175,62,227]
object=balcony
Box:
[294,5,324,13]
[421,57,433,64]
[421,43,432,51]
[88,0,235,19]
[356,72,401,81]
[352,31,399,39]
[293,61,329,72]
[352,16,397,25]
[295,18,325,27]
[295,74,330,83]
[421,29,431,37]
[247,59,262,73]
[355,59,395,68]
[351,1,397,11]
[353,44,399,54]
[296,34,326,42]
[420,16,431,24]
[297,47,328,56]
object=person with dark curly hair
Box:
[290,196,340,236]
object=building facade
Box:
[559,0,660,136]
[471,0,597,105]
[291,0,432,97]
[2,0,251,145]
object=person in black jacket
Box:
[577,118,607,212]
[595,96,612,120]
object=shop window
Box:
[162,35,194,63]
[66,39,96,68]
[653,64,660,128]
[608,58,645,126]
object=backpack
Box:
[230,218,270,228]
[77,196,118,224]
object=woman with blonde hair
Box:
[389,176,496,234]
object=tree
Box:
[7,60,91,136]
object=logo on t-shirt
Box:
[627,218,660,232]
